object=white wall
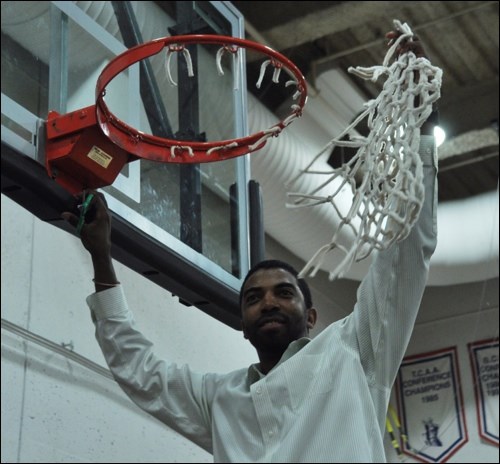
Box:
[1,194,257,463]
[2,192,498,463]
[384,309,499,463]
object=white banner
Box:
[396,347,468,463]
[468,339,499,446]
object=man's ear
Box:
[306,307,318,330]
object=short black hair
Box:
[240,259,313,309]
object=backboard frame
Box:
[1,1,257,329]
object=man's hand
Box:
[386,30,427,60]
[386,28,437,134]
[62,190,119,291]
[61,190,112,259]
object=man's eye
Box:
[245,294,259,304]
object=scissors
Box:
[76,192,95,236]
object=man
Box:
[63,30,438,462]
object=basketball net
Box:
[287,20,442,280]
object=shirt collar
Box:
[246,337,311,385]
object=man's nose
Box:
[261,291,278,309]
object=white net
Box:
[287,20,443,280]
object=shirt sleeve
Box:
[352,134,438,389]
[87,286,215,453]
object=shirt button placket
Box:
[253,383,274,446]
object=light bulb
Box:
[434,126,446,147]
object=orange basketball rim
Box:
[45,34,308,194]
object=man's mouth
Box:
[258,316,287,329]
[260,320,285,330]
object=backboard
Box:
[1,1,260,329]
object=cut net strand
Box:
[161,39,305,158]
[287,19,442,280]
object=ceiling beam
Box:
[261,1,497,52]
[438,128,499,161]
[262,1,409,51]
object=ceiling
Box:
[231,0,499,202]
[149,0,499,289]
[227,1,499,323]
[1,0,495,326]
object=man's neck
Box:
[257,350,286,375]
[256,336,311,375]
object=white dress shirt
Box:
[87,135,437,463]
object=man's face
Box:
[240,268,315,353]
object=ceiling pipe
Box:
[246,74,499,285]
[3,1,497,286]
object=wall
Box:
[384,308,499,463]
[2,192,499,463]
[1,194,257,463]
